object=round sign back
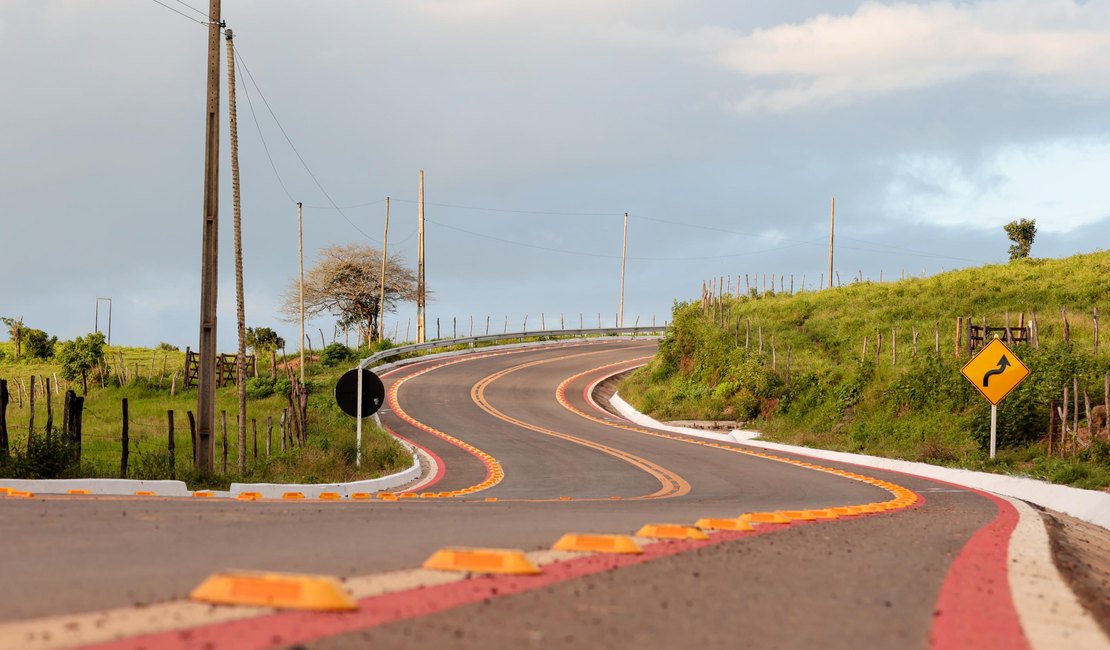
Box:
[334,368,385,418]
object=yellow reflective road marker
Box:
[961,338,1031,459]
[423,547,541,575]
[635,524,710,541]
[67,489,91,495]
[695,518,755,532]
[190,570,357,611]
[741,512,791,524]
[553,533,644,554]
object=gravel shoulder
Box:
[1041,506,1110,637]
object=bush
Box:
[245,376,275,399]
[3,435,76,479]
[273,377,292,397]
[23,328,57,360]
[320,343,352,367]
[156,342,179,352]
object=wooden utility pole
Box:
[378,196,390,343]
[297,201,306,383]
[417,171,426,344]
[196,0,222,473]
[226,28,247,475]
[619,213,628,328]
[827,196,835,290]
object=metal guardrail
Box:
[356,326,667,370]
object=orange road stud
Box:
[484,497,499,502]
[350,493,372,500]
[236,492,263,501]
[193,491,214,498]
[559,496,573,501]
[806,509,840,519]
[134,491,157,496]
[190,570,356,611]
[420,492,438,499]
[283,492,306,500]
[399,493,418,499]
[0,487,11,496]
[8,490,34,498]
[830,506,862,516]
[741,512,791,524]
[553,533,643,554]
[695,518,755,532]
[423,547,541,575]
[779,510,818,521]
[635,524,709,541]
[377,492,397,500]
[319,492,342,500]
[437,492,454,498]
[67,489,91,495]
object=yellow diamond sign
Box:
[960,338,1031,405]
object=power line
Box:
[391,198,621,217]
[233,47,380,243]
[147,0,208,25]
[235,55,296,203]
[172,0,209,18]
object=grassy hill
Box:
[621,251,1110,489]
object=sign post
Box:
[960,338,1031,459]
[334,368,386,468]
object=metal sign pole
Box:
[990,404,997,459]
[356,366,363,468]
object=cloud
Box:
[614,0,1110,113]
[883,136,1110,233]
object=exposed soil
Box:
[1041,507,1110,637]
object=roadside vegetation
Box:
[0,337,409,490]
[620,250,1110,490]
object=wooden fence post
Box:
[1047,400,1056,456]
[187,411,197,465]
[912,327,919,357]
[252,418,258,460]
[266,415,273,457]
[45,378,53,436]
[0,379,8,461]
[1062,306,1070,344]
[120,398,129,479]
[220,411,228,474]
[167,410,175,480]
[28,375,36,443]
[1094,306,1100,355]
[955,317,963,357]
[70,393,83,465]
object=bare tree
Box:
[280,244,419,346]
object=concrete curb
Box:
[611,392,1110,530]
[0,478,193,497]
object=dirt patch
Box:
[1040,507,1110,637]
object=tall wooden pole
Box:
[297,201,305,384]
[828,196,835,289]
[378,196,390,343]
[417,171,426,344]
[619,212,628,328]
[195,0,221,473]
[226,29,247,475]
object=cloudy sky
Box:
[2,0,1108,349]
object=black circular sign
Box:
[334,368,385,418]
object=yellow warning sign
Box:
[960,338,1031,405]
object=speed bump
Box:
[695,518,755,532]
[741,512,791,524]
[552,533,643,554]
[635,524,709,541]
[422,547,541,575]
[189,570,356,611]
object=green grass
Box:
[620,250,1110,490]
[0,343,409,489]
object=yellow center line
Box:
[470,346,690,501]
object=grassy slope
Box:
[621,251,1110,489]
[0,344,409,489]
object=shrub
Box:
[4,435,75,479]
[320,343,352,367]
[156,342,179,352]
[23,328,57,359]
[245,376,275,400]
[273,377,292,397]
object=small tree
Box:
[1004,218,1036,261]
[245,326,285,379]
[56,332,106,395]
[23,328,57,360]
[280,244,419,346]
[1,317,23,360]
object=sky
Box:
[1,0,1108,349]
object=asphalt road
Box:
[0,340,1002,649]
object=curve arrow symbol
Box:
[982,355,1011,387]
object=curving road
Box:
[0,340,1067,649]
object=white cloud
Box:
[884,137,1110,233]
[614,0,1110,112]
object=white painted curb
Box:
[0,478,192,497]
[611,392,1110,530]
